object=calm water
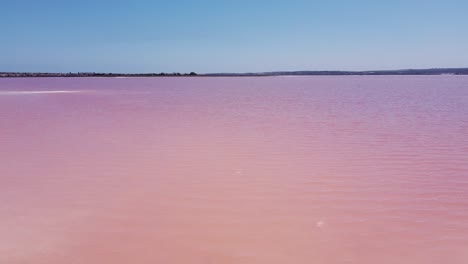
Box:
[1,76,468,264]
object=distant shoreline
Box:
[1,68,468,78]
[0,72,199,78]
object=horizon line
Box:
[2,67,468,77]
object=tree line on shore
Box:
[0,72,198,77]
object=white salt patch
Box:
[0,91,82,95]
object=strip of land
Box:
[1,68,468,77]
[0,72,198,78]
[205,68,468,76]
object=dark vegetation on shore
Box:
[1,68,468,78]
[0,72,198,78]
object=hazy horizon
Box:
[2,0,468,73]
[3,66,468,75]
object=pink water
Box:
[1,76,468,264]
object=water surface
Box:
[1,76,468,264]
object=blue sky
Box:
[1,0,467,73]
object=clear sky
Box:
[1,0,468,73]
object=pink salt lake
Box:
[1,76,468,264]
